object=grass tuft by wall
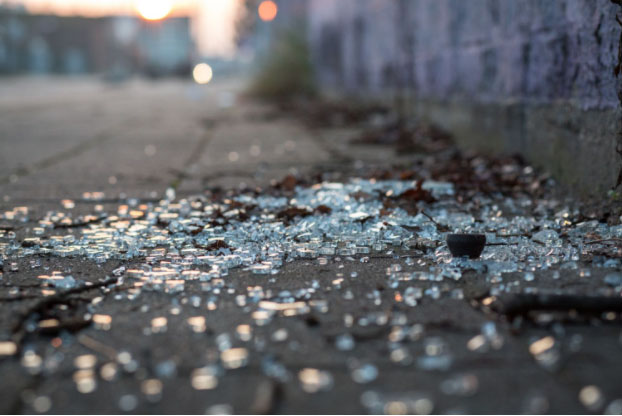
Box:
[248,29,317,102]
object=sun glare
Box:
[135,0,173,21]
[193,63,213,85]
[258,0,278,22]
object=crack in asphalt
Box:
[0,132,114,185]
[168,119,219,191]
[10,276,121,352]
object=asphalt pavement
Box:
[1,76,622,414]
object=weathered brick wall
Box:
[309,0,620,108]
[308,0,622,195]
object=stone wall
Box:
[307,0,622,196]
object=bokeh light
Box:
[258,0,278,22]
[135,0,173,21]
[193,63,213,85]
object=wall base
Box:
[414,100,621,198]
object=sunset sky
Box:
[0,0,243,57]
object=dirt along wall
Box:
[308,0,622,197]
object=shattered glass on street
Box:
[2,173,621,297]
[2,153,622,414]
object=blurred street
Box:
[0,75,411,210]
[0,76,322,201]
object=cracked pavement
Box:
[1,77,622,414]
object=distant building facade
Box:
[0,7,195,76]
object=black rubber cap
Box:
[446,233,486,259]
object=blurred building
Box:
[136,17,195,77]
[236,0,309,59]
[0,7,195,77]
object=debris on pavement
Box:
[1,111,622,414]
[446,234,487,259]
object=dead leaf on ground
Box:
[195,240,230,251]
[277,206,313,221]
[274,174,299,192]
[394,182,436,204]
[315,205,332,214]
[350,191,374,201]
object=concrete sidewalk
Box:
[1,76,622,414]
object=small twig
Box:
[37,318,91,336]
[421,210,450,232]
[10,276,120,349]
[78,334,118,360]
[495,233,530,238]
[420,210,440,226]
[491,293,622,319]
[585,238,622,245]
